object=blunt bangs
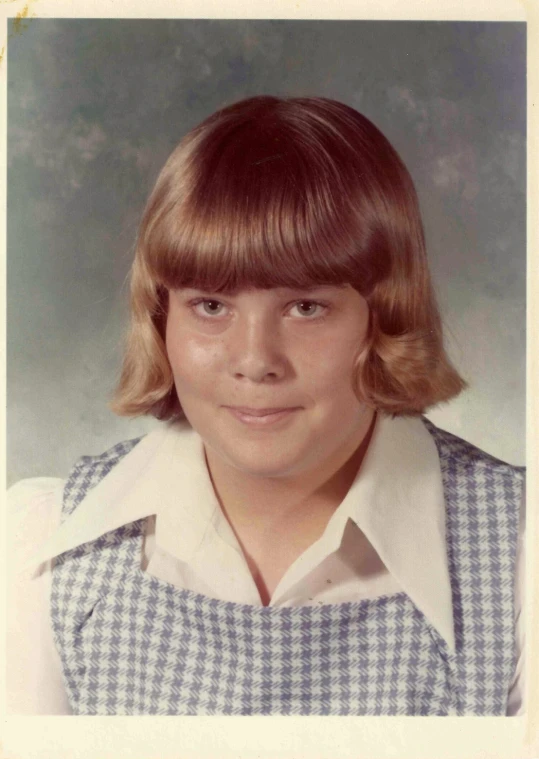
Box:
[141,97,397,294]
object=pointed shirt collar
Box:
[26,414,454,651]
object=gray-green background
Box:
[7,20,526,485]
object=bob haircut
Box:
[112,95,466,420]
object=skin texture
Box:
[166,285,375,602]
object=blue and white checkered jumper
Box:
[50,419,524,715]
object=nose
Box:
[228,315,288,383]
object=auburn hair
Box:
[111,95,465,419]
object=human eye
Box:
[287,300,329,319]
[191,298,229,318]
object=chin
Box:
[219,445,307,479]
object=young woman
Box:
[7,96,525,716]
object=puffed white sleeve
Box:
[6,478,72,715]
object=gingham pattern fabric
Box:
[50,419,524,715]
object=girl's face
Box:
[166,285,372,481]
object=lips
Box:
[224,406,301,426]
[227,406,298,417]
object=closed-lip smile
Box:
[227,406,299,416]
[224,406,301,425]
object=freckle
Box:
[326,579,332,584]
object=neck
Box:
[205,409,377,535]
[204,409,377,605]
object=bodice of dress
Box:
[50,420,524,715]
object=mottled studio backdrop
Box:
[7,20,526,484]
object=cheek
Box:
[299,335,361,400]
[165,327,223,389]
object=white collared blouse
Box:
[6,414,525,715]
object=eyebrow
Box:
[278,284,348,294]
[172,284,348,297]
